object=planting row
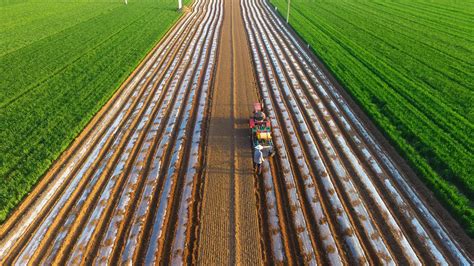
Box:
[0,0,223,264]
[242,0,470,264]
[0,0,187,223]
[269,0,474,235]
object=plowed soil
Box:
[196,0,262,263]
[0,0,472,264]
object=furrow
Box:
[92,1,215,264]
[242,1,326,263]
[143,1,222,263]
[169,1,223,263]
[3,6,196,263]
[261,0,470,264]
[249,1,420,264]
[260,161,287,263]
[31,6,206,264]
[0,12,176,259]
[255,2,446,264]
[0,11,169,240]
[243,0,376,264]
[62,3,214,264]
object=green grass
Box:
[0,0,188,222]
[269,0,474,235]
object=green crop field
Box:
[0,0,187,222]
[270,0,474,235]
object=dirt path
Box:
[196,0,263,264]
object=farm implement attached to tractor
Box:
[250,102,275,157]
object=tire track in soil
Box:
[195,0,263,264]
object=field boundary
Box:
[0,5,190,229]
[265,0,473,251]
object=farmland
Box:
[0,0,186,222]
[270,0,474,235]
[1,0,473,263]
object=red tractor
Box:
[249,102,275,157]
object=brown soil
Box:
[195,0,263,264]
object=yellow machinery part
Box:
[257,131,272,140]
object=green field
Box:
[270,0,474,235]
[0,0,186,222]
